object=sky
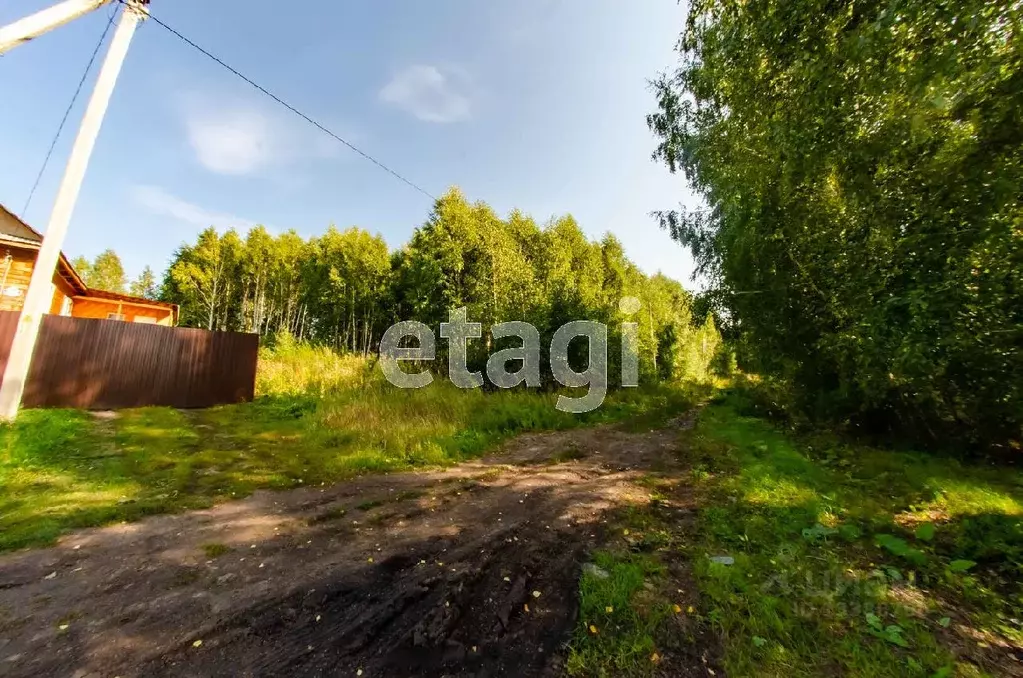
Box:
[0,0,701,287]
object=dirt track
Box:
[0,416,713,677]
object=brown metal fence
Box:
[0,311,258,410]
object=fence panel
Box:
[0,311,258,409]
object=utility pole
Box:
[0,1,148,420]
[0,0,114,55]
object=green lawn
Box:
[0,377,691,552]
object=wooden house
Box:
[0,204,178,326]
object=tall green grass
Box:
[256,337,371,396]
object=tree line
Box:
[77,188,721,385]
[649,0,1021,448]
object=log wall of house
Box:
[0,248,76,315]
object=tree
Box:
[88,249,126,292]
[397,189,540,350]
[71,256,92,284]
[303,226,390,352]
[129,266,158,300]
[72,249,126,292]
[155,186,712,389]
[649,0,1023,447]
[163,228,242,331]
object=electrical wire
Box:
[21,9,117,218]
[123,0,437,201]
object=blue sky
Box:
[0,0,700,285]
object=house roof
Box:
[0,204,178,323]
[0,204,88,295]
[0,204,45,243]
[81,287,177,309]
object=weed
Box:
[201,542,231,559]
[874,533,927,566]
[565,497,701,677]
[255,343,369,397]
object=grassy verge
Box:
[0,350,694,552]
[566,499,714,677]
[566,549,671,676]
[681,392,1023,677]
[564,391,1023,677]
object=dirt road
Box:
[0,417,711,677]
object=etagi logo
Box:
[378,298,644,413]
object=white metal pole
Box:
[0,2,146,421]
[0,0,113,55]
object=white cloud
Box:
[180,93,359,175]
[379,65,472,123]
[185,106,273,175]
[130,185,265,232]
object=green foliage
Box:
[650,0,1023,448]
[914,523,936,542]
[70,255,91,283]
[162,227,244,330]
[128,265,158,300]
[255,338,371,396]
[158,187,713,386]
[304,226,390,353]
[675,313,723,382]
[947,559,976,573]
[801,523,839,542]
[73,249,126,293]
[682,397,1023,676]
[393,189,670,381]
[865,613,910,648]
[874,534,927,567]
[710,342,736,379]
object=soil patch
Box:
[0,419,716,677]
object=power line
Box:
[21,9,117,218]
[124,0,437,201]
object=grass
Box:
[566,549,672,676]
[565,497,704,677]
[201,542,231,558]
[563,388,1023,677]
[254,338,370,397]
[678,390,1023,677]
[0,345,695,552]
